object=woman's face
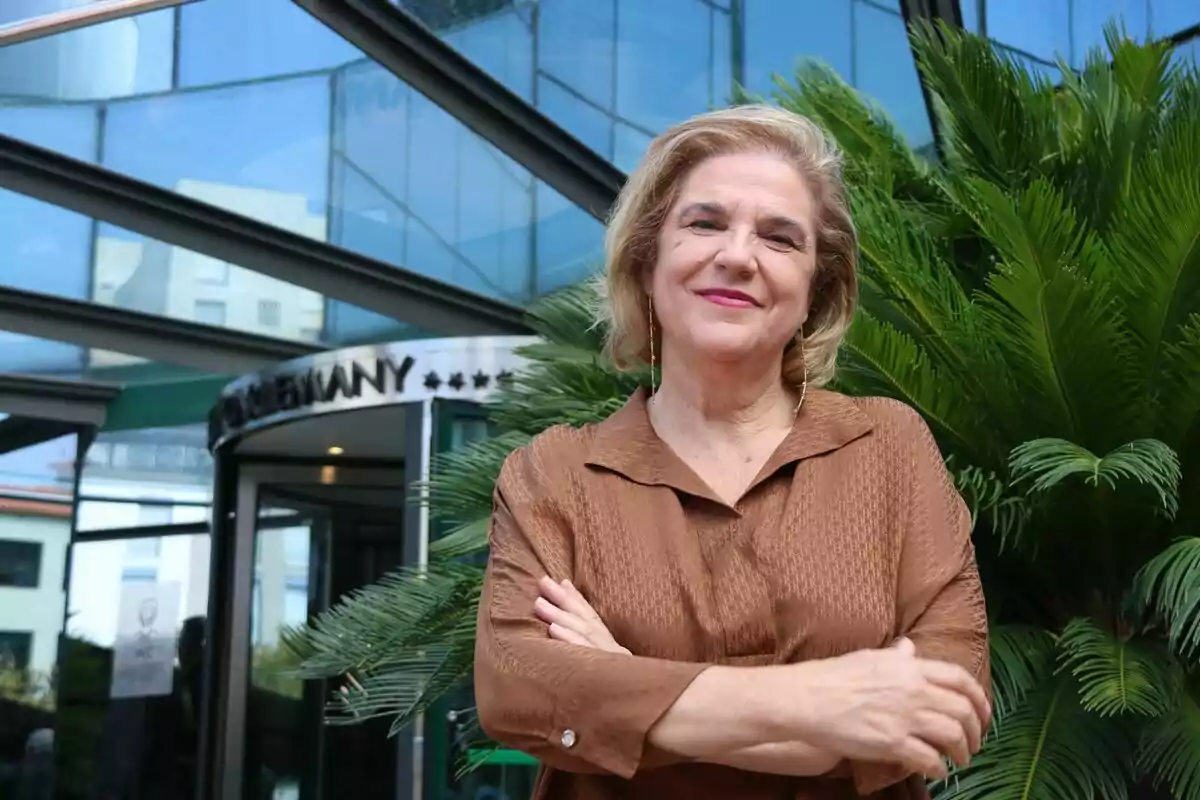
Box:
[647,151,819,369]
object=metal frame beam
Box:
[292,0,626,221]
[0,415,83,455]
[900,0,963,158]
[0,0,196,47]
[0,285,322,375]
[0,373,120,425]
[0,134,531,338]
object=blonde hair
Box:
[596,104,858,388]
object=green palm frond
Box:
[1130,537,1200,660]
[1056,618,1174,717]
[1136,677,1200,800]
[935,672,1132,800]
[423,431,531,526]
[772,59,933,197]
[988,625,1056,719]
[1156,314,1200,451]
[288,562,482,681]
[522,282,607,353]
[329,636,476,736]
[1009,438,1182,518]
[955,177,1138,445]
[1105,77,1200,389]
[910,20,1058,187]
[949,463,1032,549]
[429,517,491,561]
[839,312,980,456]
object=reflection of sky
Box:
[0,434,77,489]
[965,1,1197,68]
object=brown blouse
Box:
[475,388,990,799]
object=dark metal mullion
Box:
[0,283,321,375]
[0,415,84,455]
[322,70,341,344]
[0,133,530,337]
[291,0,625,222]
[0,373,120,425]
[899,0,964,161]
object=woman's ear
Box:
[640,266,655,298]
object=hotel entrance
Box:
[200,337,530,800]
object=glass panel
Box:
[0,0,604,319]
[0,1,175,99]
[1152,2,1200,39]
[1171,35,1199,67]
[853,1,934,146]
[57,533,211,799]
[77,424,213,534]
[245,480,408,800]
[979,0,1196,70]
[0,433,76,800]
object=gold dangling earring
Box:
[795,331,808,419]
[648,294,657,395]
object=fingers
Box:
[895,736,948,780]
[920,660,991,731]
[910,709,970,768]
[892,636,916,656]
[533,596,590,638]
[540,576,601,622]
[548,622,591,647]
[924,685,983,754]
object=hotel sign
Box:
[208,336,534,452]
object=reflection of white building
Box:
[0,425,310,678]
[91,179,328,367]
[0,497,71,674]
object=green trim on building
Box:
[465,748,539,768]
[102,374,232,431]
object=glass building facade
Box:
[0,1,1196,799]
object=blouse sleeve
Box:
[852,406,993,796]
[473,433,708,779]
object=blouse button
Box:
[560,729,578,749]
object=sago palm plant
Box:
[287,22,1200,800]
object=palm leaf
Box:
[1157,313,1200,450]
[1136,677,1200,800]
[1056,618,1174,717]
[935,672,1131,800]
[988,624,1056,719]
[771,59,934,198]
[287,562,482,681]
[910,21,1059,188]
[429,516,491,561]
[953,177,1138,447]
[1130,537,1200,660]
[1009,438,1182,518]
[949,462,1032,549]
[839,312,980,456]
[423,431,531,526]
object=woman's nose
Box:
[713,228,757,273]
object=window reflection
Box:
[0,433,75,799]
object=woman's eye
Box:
[764,234,797,248]
[688,219,719,231]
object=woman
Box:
[474,105,990,799]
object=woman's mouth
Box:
[696,289,759,308]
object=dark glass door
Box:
[224,465,410,800]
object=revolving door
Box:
[202,339,530,800]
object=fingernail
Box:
[563,579,574,588]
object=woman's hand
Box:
[791,637,991,779]
[534,576,631,655]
